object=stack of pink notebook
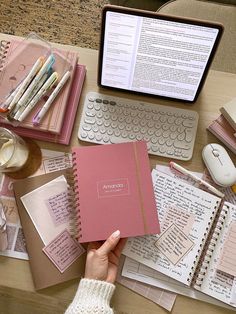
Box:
[0,39,86,144]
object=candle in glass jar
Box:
[0,138,29,168]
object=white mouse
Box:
[202,143,236,187]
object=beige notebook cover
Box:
[13,170,85,291]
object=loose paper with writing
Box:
[217,222,236,277]
[43,229,85,273]
[155,223,194,265]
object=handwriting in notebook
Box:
[161,205,195,235]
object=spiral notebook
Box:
[123,169,236,308]
[0,38,78,134]
[70,141,160,243]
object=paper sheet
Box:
[20,175,72,245]
[116,255,176,312]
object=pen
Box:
[17,72,58,122]
[33,70,71,125]
[15,54,55,111]
[0,84,22,112]
[7,56,45,111]
[13,71,49,120]
[169,161,225,198]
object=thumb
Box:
[97,230,121,255]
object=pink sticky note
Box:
[43,229,85,273]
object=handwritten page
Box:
[195,202,236,306]
[20,175,72,245]
[43,229,85,273]
[161,205,195,235]
[217,222,236,276]
[123,169,221,285]
[155,223,194,265]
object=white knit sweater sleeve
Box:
[65,278,115,314]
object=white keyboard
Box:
[78,92,199,160]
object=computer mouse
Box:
[202,143,236,187]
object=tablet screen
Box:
[98,6,223,103]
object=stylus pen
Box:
[33,70,71,125]
[169,161,225,198]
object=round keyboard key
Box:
[151,145,159,152]
[166,149,174,155]
[129,133,136,140]
[158,138,165,145]
[95,133,102,141]
[80,131,87,138]
[104,113,110,120]
[136,134,143,140]
[99,126,106,134]
[107,129,113,135]
[96,112,103,118]
[87,103,94,109]
[96,119,103,126]
[96,98,102,103]
[103,135,110,143]
[103,100,109,104]
[109,101,116,106]
[92,125,99,132]
[121,131,128,138]
[111,121,118,128]
[126,125,132,131]
[102,105,108,112]
[118,123,125,130]
[88,96,95,102]
[170,133,177,140]
[151,136,158,144]
[159,146,166,153]
[114,130,121,137]
[88,132,95,140]
[104,120,111,127]
[177,133,185,141]
[94,103,101,110]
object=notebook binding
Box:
[67,151,82,240]
[186,200,222,285]
[0,40,10,72]
[190,202,228,288]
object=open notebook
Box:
[123,168,236,308]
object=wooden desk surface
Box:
[1,33,236,314]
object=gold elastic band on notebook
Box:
[133,142,148,233]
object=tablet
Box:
[98,5,223,103]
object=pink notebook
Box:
[0,39,78,134]
[208,114,236,154]
[71,141,160,243]
[0,64,86,145]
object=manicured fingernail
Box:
[112,230,120,238]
